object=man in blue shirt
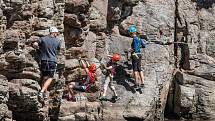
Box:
[129,25,145,91]
[32,27,61,101]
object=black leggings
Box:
[132,54,142,72]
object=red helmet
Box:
[88,64,96,72]
[112,54,121,62]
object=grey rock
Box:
[107,0,122,21]
[59,101,100,117]
[6,71,40,81]
[0,75,9,106]
[38,0,54,18]
[89,0,108,31]
[10,79,41,91]
[64,26,86,47]
[65,59,80,70]
[65,47,85,59]
[8,82,42,112]
[65,0,90,14]
[83,31,97,59]
[0,104,12,121]
[122,0,139,5]
[64,13,81,28]
[58,115,75,121]
[75,112,86,121]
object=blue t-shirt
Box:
[38,35,60,62]
[131,36,145,54]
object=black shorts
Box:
[132,54,142,72]
[40,60,57,77]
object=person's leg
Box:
[134,71,140,86]
[41,77,53,92]
[137,55,144,86]
[132,59,139,86]
[109,76,117,97]
[68,82,75,98]
[139,71,144,85]
[41,76,48,91]
[38,61,53,102]
[102,76,110,97]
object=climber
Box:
[128,25,145,91]
[31,26,61,102]
[65,60,99,101]
[99,54,120,101]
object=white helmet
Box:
[49,27,59,33]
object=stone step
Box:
[59,100,100,117]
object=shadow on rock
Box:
[114,64,136,94]
[192,0,215,9]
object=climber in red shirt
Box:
[65,60,99,101]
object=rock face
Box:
[0,0,215,121]
[164,0,215,120]
[0,0,65,121]
[0,75,12,121]
[104,34,174,121]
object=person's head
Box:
[128,25,137,37]
[112,54,121,62]
[88,64,96,73]
[49,27,59,37]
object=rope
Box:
[145,39,215,47]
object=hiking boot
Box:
[38,92,45,102]
[99,96,108,101]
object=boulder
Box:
[89,0,108,31]
[65,0,90,14]
[65,59,80,70]
[10,79,41,91]
[8,82,42,112]
[64,13,82,28]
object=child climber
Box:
[99,54,121,101]
[65,60,98,101]
[128,25,145,91]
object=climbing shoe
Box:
[99,96,108,101]
[111,96,120,101]
[135,85,140,91]
[140,84,145,88]
[136,87,143,94]
[133,84,139,90]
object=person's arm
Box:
[32,38,41,49]
[80,60,89,73]
[95,75,101,82]
[32,42,39,49]
[140,39,146,48]
[57,41,63,55]
[106,65,113,70]
[107,55,112,58]
[133,38,139,53]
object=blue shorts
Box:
[40,60,57,77]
